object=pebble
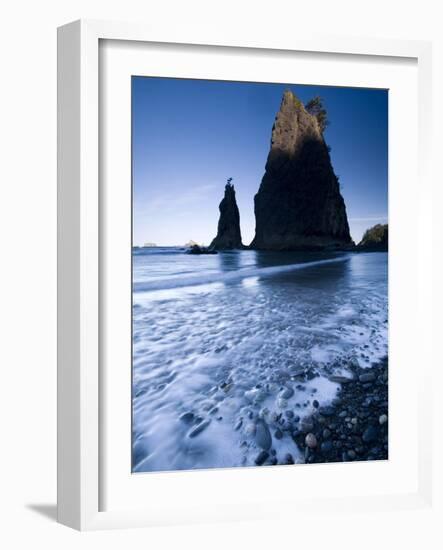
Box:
[329,375,352,384]
[274,429,283,440]
[312,399,319,409]
[188,419,211,438]
[234,419,243,431]
[284,453,294,465]
[359,372,376,383]
[379,414,388,425]
[255,421,272,450]
[280,387,294,399]
[322,429,331,439]
[179,412,194,424]
[347,450,356,460]
[254,450,269,466]
[305,433,318,449]
[285,410,294,419]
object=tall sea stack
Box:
[251,90,352,250]
[210,180,244,250]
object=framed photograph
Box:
[57,20,433,530]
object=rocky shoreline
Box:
[255,358,388,466]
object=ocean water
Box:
[132,248,388,472]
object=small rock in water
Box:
[322,428,331,439]
[279,387,294,399]
[255,421,272,450]
[274,429,283,440]
[347,450,356,460]
[305,433,318,449]
[254,450,269,466]
[312,399,319,409]
[329,375,352,384]
[285,410,294,419]
[379,414,388,425]
[234,419,243,431]
[179,412,194,424]
[284,453,294,465]
[188,419,211,438]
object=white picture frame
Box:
[57,19,433,531]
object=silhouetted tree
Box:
[305,96,329,132]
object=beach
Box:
[132,248,388,472]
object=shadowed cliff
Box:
[251,90,353,250]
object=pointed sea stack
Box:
[250,90,352,250]
[210,181,244,250]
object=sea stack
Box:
[210,179,244,250]
[250,90,352,250]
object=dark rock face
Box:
[358,224,388,251]
[250,90,352,250]
[210,183,244,250]
[186,244,217,255]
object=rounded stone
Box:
[255,421,272,450]
[379,414,388,425]
[254,450,269,466]
[305,433,318,449]
[280,387,295,399]
[179,412,194,424]
[284,453,294,465]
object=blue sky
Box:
[132,77,388,246]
